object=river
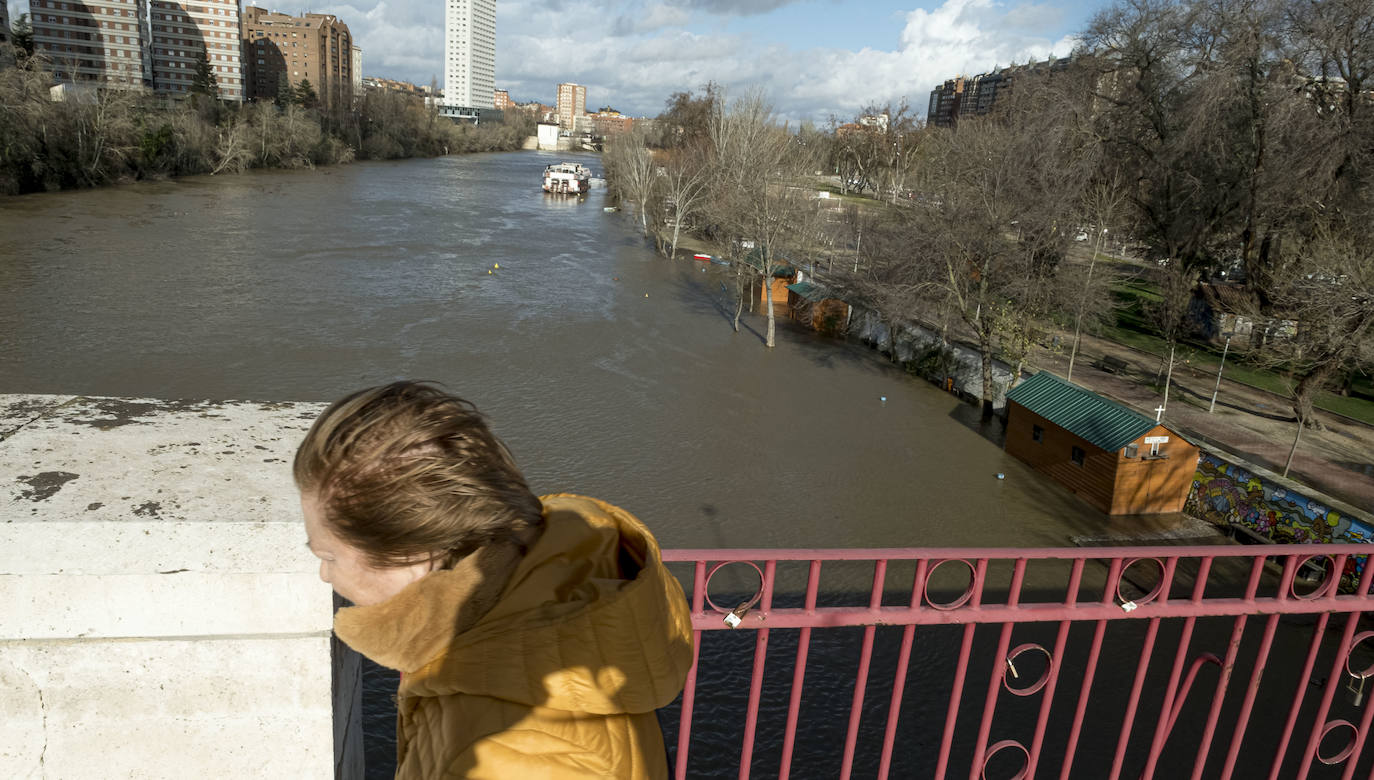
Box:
[3,152,1345,778]
[0,150,1114,550]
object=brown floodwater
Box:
[0,151,1116,551]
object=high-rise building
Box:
[27,0,241,98]
[350,45,362,97]
[242,8,352,108]
[493,88,511,110]
[444,0,494,109]
[149,0,243,100]
[556,82,585,129]
[30,0,152,89]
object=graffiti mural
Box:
[1188,452,1374,587]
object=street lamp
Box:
[1209,333,1233,413]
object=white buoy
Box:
[880,396,887,402]
[997,473,1005,480]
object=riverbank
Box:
[647,224,1373,514]
[0,59,532,196]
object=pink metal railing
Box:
[661,544,1374,779]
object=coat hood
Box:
[333,494,693,716]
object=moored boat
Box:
[542,162,592,195]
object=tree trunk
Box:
[764,274,776,348]
[670,221,680,260]
[1283,410,1304,478]
[1292,366,1332,432]
[1161,343,1175,411]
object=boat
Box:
[542,162,592,195]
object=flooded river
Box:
[10,152,1331,778]
[0,150,1112,550]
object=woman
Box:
[295,381,693,778]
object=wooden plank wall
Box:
[1005,402,1118,514]
[1111,425,1200,515]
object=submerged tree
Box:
[705,90,822,347]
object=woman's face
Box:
[301,491,436,606]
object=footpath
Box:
[1033,331,1374,511]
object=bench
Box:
[1096,354,1130,374]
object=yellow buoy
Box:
[487,270,492,274]
[494,263,500,269]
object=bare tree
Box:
[657,143,711,259]
[705,90,821,347]
[603,128,658,237]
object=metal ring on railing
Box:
[1291,554,1338,601]
[1117,557,1166,608]
[703,560,764,615]
[924,558,977,611]
[1316,719,1360,766]
[981,739,1030,780]
[1344,631,1374,679]
[1002,643,1053,697]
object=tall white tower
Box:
[444,0,495,109]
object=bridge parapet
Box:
[0,395,339,779]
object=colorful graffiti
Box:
[1187,452,1374,587]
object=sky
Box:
[7,0,1108,121]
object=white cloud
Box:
[493,0,1079,119]
[8,0,1078,121]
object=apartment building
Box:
[149,0,242,100]
[493,88,511,111]
[28,0,242,98]
[242,7,352,107]
[928,56,1073,127]
[444,0,494,109]
[29,0,152,88]
[556,82,585,129]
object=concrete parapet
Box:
[0,395,340,779]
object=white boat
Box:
[542,162,592,195]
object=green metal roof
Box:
[1006,371,1158,452]
[786,281,833,302]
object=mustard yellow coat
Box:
[333,494,694,779]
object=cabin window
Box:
[1071,446,1085,467]
[1032,425,1044,443]
[1124,443,1139,458]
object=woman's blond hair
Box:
[293,381,544,568]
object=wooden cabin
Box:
[786,281,851,335]
[1005,372,1200,515]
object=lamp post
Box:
[1209,334,1232,413]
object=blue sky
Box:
[7,0,1110,121]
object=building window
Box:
[1071,446,1085,467]
[1032,425,1043,443]
[1123,443,1139,458]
